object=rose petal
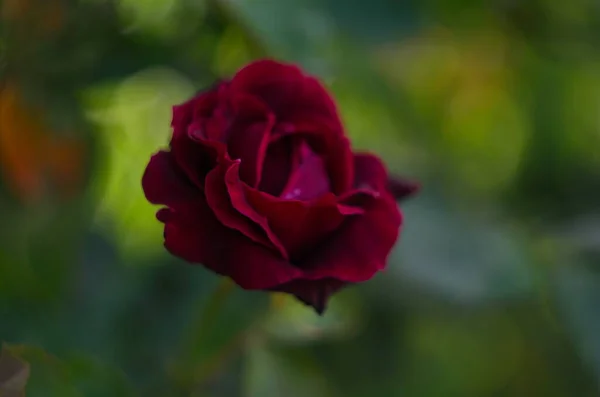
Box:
[301,193,401,283]
[142,150,197,206]
[170,133,216,189]
[271,278,347,315]
[205,160,288,258]
[271,121,354,195]
[279,140,331,201]
[244,186,363,261]
[204,162,272,250]
[170,91,222,189]
[352,153,388,191]
[387,176,421,201]
[171,88,219,134]
[231,60,343,129]
[226,94,275,187]
[257,136,295,196]
[159,197,302,290]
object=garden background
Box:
[1,0,600,396]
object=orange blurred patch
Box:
[0,83,86,203]
[1,0,66,34]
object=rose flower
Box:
[142,60,418,314]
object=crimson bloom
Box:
[142,59,418,314]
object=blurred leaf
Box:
[213,25,254,76]
[509,56,600,220]
[554,264,600,386]
[557,214,600,257]
[4,345,78,397]
[242,338,333,397]
[65,354,136,397]
[84,67,196,259]
[117,0,180,36]
[401,307,596,397]
[318,0,422,45]
[561,62,600,171]
[168,279,269,394]
[264,291,362,344]
[378,29,528,197]
[0,345,30,397]
[4,345,136,397]
[303,308,407,397]
[403,312,525,397]
[381,195,534,305]
[220,0,338,74]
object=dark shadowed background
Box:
[1,0,599,396]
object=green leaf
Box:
[3,345,137,397]
[242,339,333,397]
[64,354,136,397]
[318,0,422,44]
[3,345,78,397]
[554,264,600,385]
[168,280,270,394]
[382,195,534,305]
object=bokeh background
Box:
[1,0,600,396]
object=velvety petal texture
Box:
[141,59,418,314]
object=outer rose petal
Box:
[171,88,218,134]
[142,150,196,206]
[158,198,303,290]
[352,153,389,192]
[352,153,420,201]
[271,278,347,315]
[170,91,220,190]
[230,59,343,130]
[294,154,401,282]
[301,193,402,283]
[387,176,420,201]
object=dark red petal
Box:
[226,93,275,187]
[301,193,401,283]
[219,160,289,259]
[257,137,295,196]
[387,176,421,201]
[170,133,215,189]
[271,278,347,315]
[271,121,354,195]
[171,88,219,134]
[205,162,275,250]
[231,60,343,129]
[352,153,388,192]
[353,153,420,201]
[279,140,330,201]
[339,153,392,206]
[142,150,197,206]
[159,197,302,290]
[244,186,363,261]
[169,92,223,189]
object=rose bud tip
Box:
[387,177,420,201]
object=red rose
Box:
[142,60,418,314]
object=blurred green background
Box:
[1,0,600,395]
